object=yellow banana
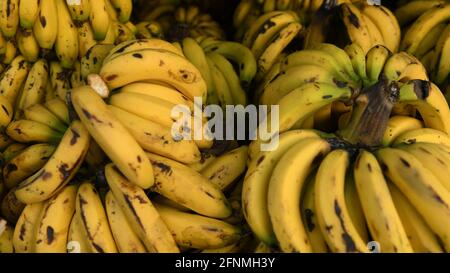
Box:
[0,55,30,104]
[382,116,424,147]
[2,39,18,64]
[16,28,40,62]
[110,0,132,23]
[80,43,114,80]
[1,187,25,223]
[13,202,45,253]
[67,213,91,253]
[89,0,111,40]
[6,119,63,144]
[340,3,372,54]
[24,104,67,133]
[49,61,71,102]
[394,0,445,27]
[0,223,14,252]
[33,0,58,49]
[392,128,450,147]
[17,59,48,115]
[66,0,91,22]
[0,0,19,38]
[77,21,97,58]
[45,98,70,124]
[55,0,79,69]
[365,45,391,85]
[19,0,39,29]
[0,95,13,130]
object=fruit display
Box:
[0,0,450,254]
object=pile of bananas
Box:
[1,0,450,254]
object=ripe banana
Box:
[353,150,413,253]
[0,223,14,253]
[16,59,48,115]
[0,55,30,104]
[67,213,91,253]
[16,28,40,62]
[6,119,63,144]
[110,0,132,23]
[45,98,70,124]
[49,61,71,102]
[19,0,39,29]
[394,0,445,27]
[77,21,97,58]
[340,3,372,54]
[382,116,424,147]
[365,45,391,86]
[75,182,118,253]
[55,0,79,69]
[24,104,68,133]
[269,137,330,252]
[14,121,90,204]
[80,43,115,80]
[147,153,231,219]
[105,190,146,253]
[34,184,77,253]
[392,128,450,147]
[89,0,111,40]
[13,202,45,253]
[33,0,58,49]
[0,0,19,38]
[66,0,91,22]
[376,148,450,252]
[1,188,26,223]
[3,143,56,189]
[0,95,13,130]
[206,55,233,107]
[105,163,179,253]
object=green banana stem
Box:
[338,79,399,147]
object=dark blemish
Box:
[2,105,9,116]
[204,191,215,199]
[135,195,147,204]
[256,155,265,166]
[93,57,98,65]
[59,163,70,180]
[347,10,360,28]
[210,46,218,51]
[82,108,104,124]
[159,60,165,66]
[70,128,80,145]
[5,163,18,175]
[399,158,410,168]
[380,162,388,172]
[124,194,145,229]
[367,163,372,172]
[412,80,430,100]
[322,95,332,99]
[203,227,219,232]
[304,209,315,232]
[46,226,54,244]
[92,243,105,253]
[56,72,66,81]
[132,53,143,59]
[333,79,348,88]
[418,147,432,155]
[105,74,118,81]
[19,224,26,241]
[42,171,52,180]
[153,161,172,175]
[137,156,142,163]
[334,200,357,252]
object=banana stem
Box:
[338,79,399,147]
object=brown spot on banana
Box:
[334,200,358,252]
[46,226,54,244]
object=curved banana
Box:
[110,0,132,23]
[17,59,48,115]
[0,223,14,252]
[2,39,18,64]
[45,98,70,124]
[24,104,68,133]
[75,182,118,253]
[392,128,450,147]
[34,184,77,253]
[0,0,19,38]
[206,55,233,107]
[16,28,40,62]
[19,0,39,29]
[340,3,372,54]
[243,129,320,246]
[80,43,115,80]
[2,143,27,163]
[382,116,424,147]
[13,202,44,253]
[0,95,13,130]
[49,61,71,102]
[6,119,63,144]
[67,0,91,22]
[105,163,179,253]
[147,153,231,219]
[71,85,154,189]
[0,55,30,104]
[14,121,90,204]
[269,137,330,252]
[365,45,391,85]
[55,0,79,69]
[353,150,413,253]
[344,43,368,82]
[33,0,58,49]
[105,190,146,253]
[394,0,445,27]
[376,148,450,252]
[67,213,91,253]
[77,21,97,58]
[315,149,368,253]
[1,188,26,223]
[89,0,111,40]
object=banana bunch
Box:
[304,2,401,55]
[240,10,304,83]
[256,43,450,135]
[396,2,450,89]
[179,37,256,106]
[139,3,225,41]
[243,115,450,253]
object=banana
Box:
[383,52,428,82]
[414,23,446,59]
[269,137,330,252]
[260,82,352,137]
[181,37,217,105]
[360,12,384,48]
[45,98,70,124]
[433,25,450,85]
[263,0,277,13]
[388,183,444,253]
[71,86,154,189]
[115,22,135,44]
[49,61,71,102]
[19,0,39,29]
[105,190,146,253]
[6,120,63,143]
[66,0,91,22]
[45,80,56,102]
[397,142,450,192]
[344,173,369,243]
[316,43,359,82]
[255,22,302,81]
[75,182,118,253]
[1,188,25,223]
[0,223,14,252]
[34,184,77,253]
[394,0,445,27]
[100,48,207,101]
[16,59,48,115]
[254,54,283,104]
[398,80,450,134]
[250,11,298,59]
[361,4,400,53]
[3,143,27,162]
[393,128,450,147]
[104,0,119,22]
[16,27,40,62]
[243,130,320,246]
[382,116,424,147]
[99,19,118,44]
[376,148,450,252]
[135,21,163,39]
[77,21,97,58]
[105,163,179,253]
[0,0,19,38]
[206,55,233,107]
[365,45,391,85]
[315,149,368,253]
[0,95,13,130]
[104,38,183,64]
[33,0,58,49]
[70,60,84,88]
[188,153,217,172]
[13,202,45,253]
[89,0,111,40]
[353,150,413,253]
[200,146,248,191]
[340,3,372,54]
[55,0,79,69]
[301,174,329,253]
[110,0,132,23]
[344,43,368,82]
[0,55,30,104]
[14,121,89,204]
[2,39,18,64]
[203,41,257,88]
[24,104,68,133]
[147,153,231,219]
[80,43,114,80]
[260,64,342,106]
[207,52,247,105]
[154,203,241,249]
[233,0,253,28]
[108,105,201,164]
[3,143,56,189]
[401,4,450,55]
[67,213,91,253]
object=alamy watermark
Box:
[171,97,280,151]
